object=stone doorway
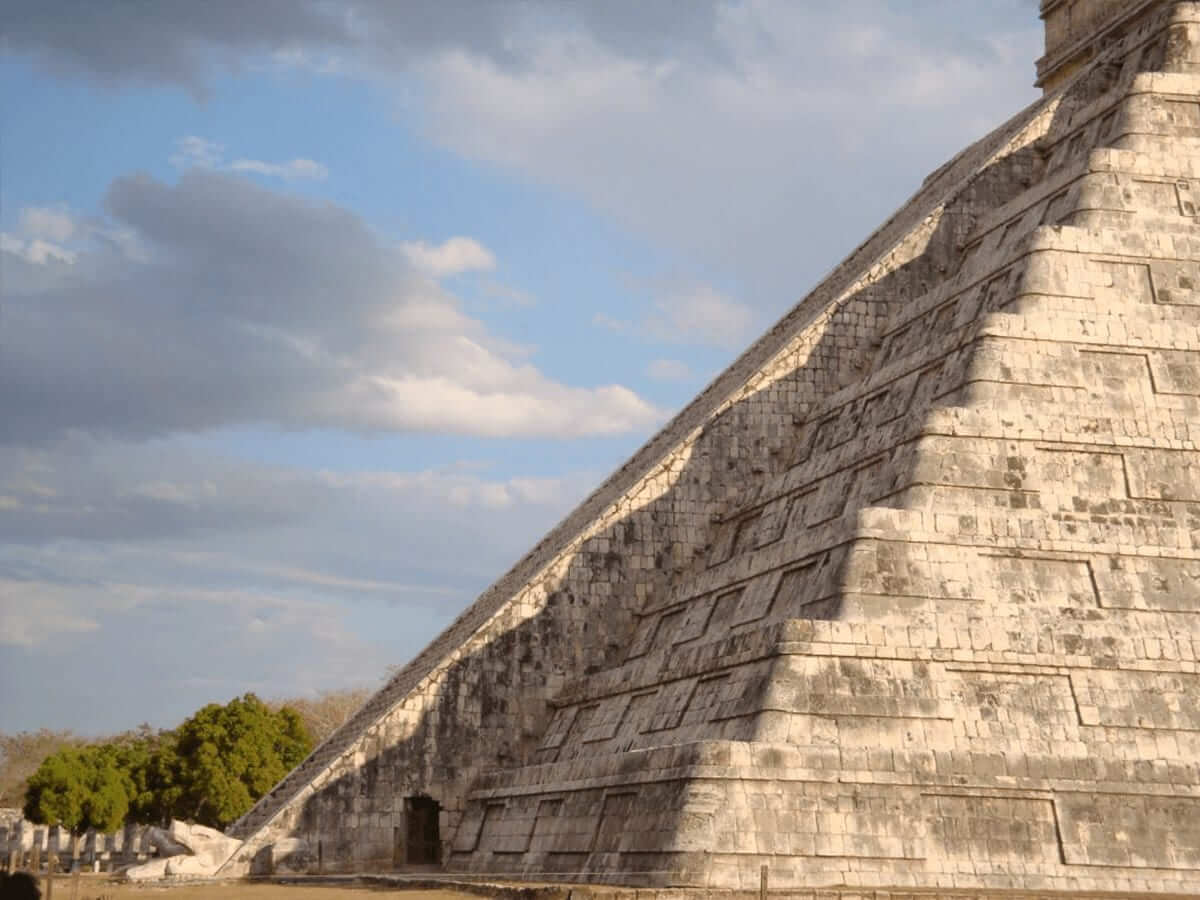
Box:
[404,795,441,865]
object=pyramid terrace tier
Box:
[450,612,1200,890]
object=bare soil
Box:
[38,874,476,900]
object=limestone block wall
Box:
[1038,0,1163,91]
[446,5,1200,892]
[232,2,1200,893]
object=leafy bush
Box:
[20,693,314,832]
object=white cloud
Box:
[0,432,594,545]
[0,233,77,265]
[646,358,691,380]
[402,236,496,277]
[594,283,754,349]
[8,4,1041,312]
[411,2,1040,309]
[0,572,386,717]
[647,285,754,348]
[169,135,225,170]
[20,206,77,242]
[169,136,329,180]
[481,280,536,307]
[2,171,660,443]
[0,581,101,646]
[229,157,329,179]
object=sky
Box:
[0,1,1043,736]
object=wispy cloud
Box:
[401,236,496,277]
[594,283,754,349]
[169,135,225,169]
[646,358,692,380]
[481,280,536,307]
[169,135,329,180]
[229,157,329,180]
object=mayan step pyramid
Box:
[221,1,1200,893]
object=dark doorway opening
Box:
[405,795,441,865]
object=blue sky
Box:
[1,1,1042,735]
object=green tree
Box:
[114,729,180,826]
[168,693,311,828]
[21,695,312,833]
[23,744,132,834]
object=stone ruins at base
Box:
[220,1,1200,893]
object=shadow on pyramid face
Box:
[231,5,1200,892]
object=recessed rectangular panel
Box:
[1034,447,1128,501]
[784,491,815,536]
[528,798,563,854]
[451,804,488,853]
[1164,100,1200,130]
[729,512,761,558]
[1057,794,1200,869]
[704,588,744,637]
[1127,178,1177,214]
[860,388,892,427]
[1041,190,1071,225]
[752,494,793,548]
[852,456,891,504]
[549,791,603,854]
[928,795,1060,863]
[581,694,632,743]
[731,571,783,626]
[907,364,944,413]
[1150,349,1200,395]
[672,594,717,644]
[624,615,659,660]
[1124,448,1200,502]
[642,679,696,732]
[538,706,578,751]
[1150,260,1200,306]
[952,670,1079,744]
[930,299,958,333]
[981,270,1014,311]
[593,792,638,853]
[1091,260,1155,305]
[706,520,738,568]
[612,690,658,751]
[678,674,731,727]
[980,554,1099,607]
[1092,555,1200,612]
[1071,670,1200,730]
[771,560,825,617]
[650,609,684,652]
[804,472,852,526]
[478,801,534,855]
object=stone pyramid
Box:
[222,1,1200,893]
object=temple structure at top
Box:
[222,2,1200,894]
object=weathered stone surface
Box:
[167,821,241,870]
[143,826,188,859]
[124,821,242,881]
[222,2,1200,894]
[125,858,170,882]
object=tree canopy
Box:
[20,693,314,832]
[170,694,311,827]
[23,743,132,834]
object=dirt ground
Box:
[30,874,477,900]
